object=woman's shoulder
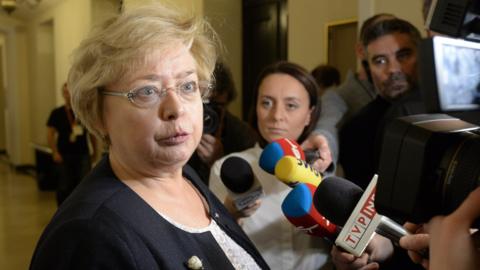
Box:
[45,157,144,237]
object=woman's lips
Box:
[267,127,286,135]
[157,132,189,146]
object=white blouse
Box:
[209,144,332,270]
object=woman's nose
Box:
[270,104,285,121]
[159,90,185,120]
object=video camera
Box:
[375,0,480,227]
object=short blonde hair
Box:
[68,4,218,140]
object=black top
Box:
[30,156,269,270]
[340,96,392,189]
[339,89,426,190]
[339,90,426,270]
[47,106,89,155]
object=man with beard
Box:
[332,18,426,270]
[339,18,424,191]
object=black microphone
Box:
[313,175,409,256]
[220,156,263,210]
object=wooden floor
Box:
[0,159,57,270]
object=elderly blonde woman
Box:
[30,4,268,270]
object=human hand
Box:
[399,223,429,269]
[52,151,63,163]
[301,133,332,172]
[331,245,379,270]
[331,234,393,270]
[224,196,262,220]
[196,134,224,166]
[428,187,480,270]
[365,234,395,263]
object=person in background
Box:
[47,82,97,205]
[302,13,395,171]
[188,62,257,184]
[339,18,423,190]
[332,18,425,270]
[31,4,269,269]
[210,61,332,270]
[311,64,341,96]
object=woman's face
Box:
[256,73,313,143]
[102,44,204,174]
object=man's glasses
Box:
[101,80,210,108]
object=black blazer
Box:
[30,156,269,269]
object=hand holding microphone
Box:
[224,195,261,220]
[398,223,430,269]
[258,138,321,172]
[220,156,263,217]
[301,133,333,172]
[313,175,409,256]
[330,235,393,270]
[259,138,323,187]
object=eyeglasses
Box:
[101,80,210,108]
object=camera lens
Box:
[376,115,480,227]
[439,131,480,215]
[203,104,220,135]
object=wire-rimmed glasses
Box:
[101,80,210,108]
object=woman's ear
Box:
[304,106,315,127]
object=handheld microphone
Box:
[274,156,323,187]
[220,156,263,210]
[259,138,305,174]
[282,183,338,240]
[313,175,409,257]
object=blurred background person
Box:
[333,17,425,270]
[188,62,257,184]
[46,82,97,205]
[303,13,396,173]
[210,61,332,270]
[31,4,269,269]
[311,64,341,96]
[339,18,423,190]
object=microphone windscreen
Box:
[259,138,305,174]
[259,141,285,174]
[282,183,313,217]
[313,176,363,225]
[220,156,254,193]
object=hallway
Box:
[0,158,56,270]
